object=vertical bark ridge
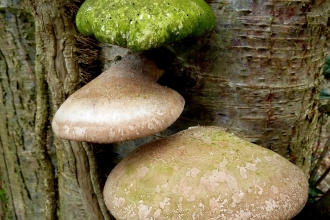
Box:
[33,21,57,220]
[27,0,110,219]
[0,1,54,219]
[82,142,112,220]
[0,47,18,220]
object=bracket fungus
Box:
[75,0,216,51]
[52,0,216,143]
[52,54,184,143]
[104,126,308,220]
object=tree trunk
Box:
[0,1,56,219]
[1,0,110,219]
[27,0,111,219]
[160,0,330,174]
[1,0,329,219]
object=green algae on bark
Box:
[76,0,215,51]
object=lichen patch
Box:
[159,197,171,209]
[238,166,248,179]
[185,167,200,177]
[64,125,70,135]
[138,202,152,220]
[245,162,257,171]
[219,157,228,168]
[147,118,162,130]
[271,186,279,194]
[136,166,149,178]
[153,208,161,218]
[112,196,125,208]
[73,126,86,137]
[264,199,279,212]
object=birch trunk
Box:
[162,0,330,174]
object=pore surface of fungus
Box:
[76,0,216,51]
[104,126,308,219]
[52,54,184,143]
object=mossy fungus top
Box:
[76,0,215,51]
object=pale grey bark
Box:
[162,0,330,174]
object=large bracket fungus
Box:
[75,0,216,51]
[52,54,184,143]
[104,126,308,219]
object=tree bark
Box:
[160,0,330,174]
[0,1,56,219]
[26,0,110,219]
[1,0,110,219]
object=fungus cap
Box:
[76,0,216,51]
[52,55,184,143]
[104,126,308,219]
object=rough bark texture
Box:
[159,0,330,174]
[25,0,110,219]
[0,0,56,219]
[1,0,110,219]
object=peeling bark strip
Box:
[168,0,330,173]
[26,0,110,219]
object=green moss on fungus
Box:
[104,126,308,219]
[76,0,216,51]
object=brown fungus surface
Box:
[52,54,184,143]
[104,126,308,219]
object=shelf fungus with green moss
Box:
[76,0,216,51]
[104,126,308,219]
